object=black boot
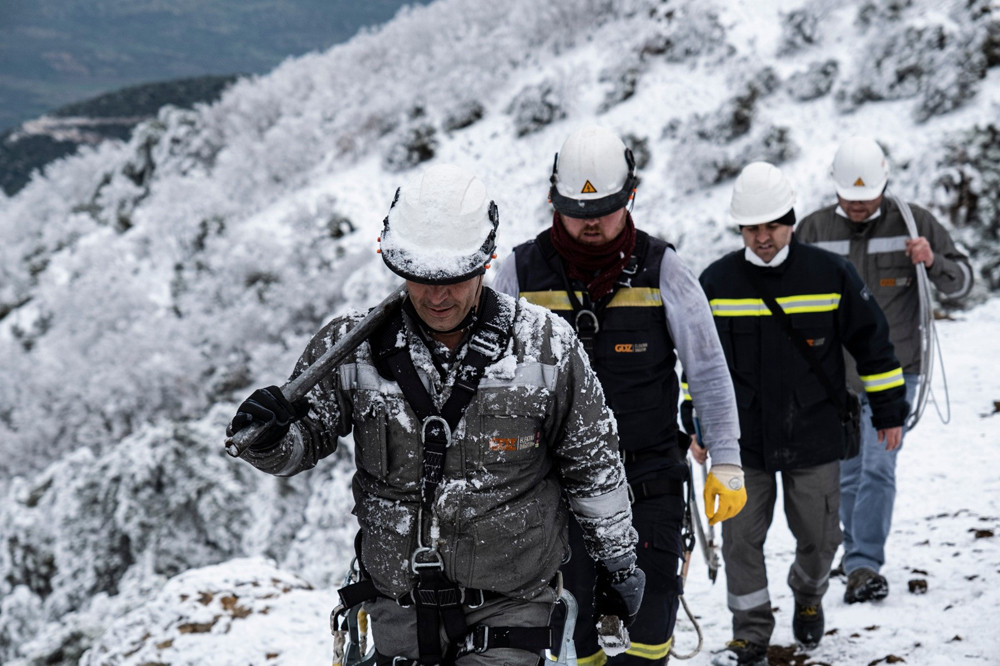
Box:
[792,602,824,648]
[711,639,768,666]
[844,567,889,603]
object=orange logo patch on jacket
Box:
[614,342,648,353]
[489,432,540,452]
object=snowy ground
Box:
[676,297,1000,666]
[82,297,1000,665]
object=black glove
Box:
[594,558,646,628]
[227,385,309,450]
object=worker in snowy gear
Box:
[227,163,644,665]
[493,125,745,666]
[797,136,973,604]
[700,162,909,666]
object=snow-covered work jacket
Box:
[699,237,909,472]
[797,200,973,382]
[250,288,635,601]
[493,229,741,485]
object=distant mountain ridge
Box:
[0,75,238,196]
[0,0,425,131]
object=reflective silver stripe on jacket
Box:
[481,362,559,391]
[568,485,631,519]
[810,239,850,255]
[338,359,558,393]
[338,363,403,392]
[867,235,908,254]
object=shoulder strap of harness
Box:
[366,288,515,665]
[370,287,513,510]
[534,228,651,360]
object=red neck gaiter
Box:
[549,211,637,301]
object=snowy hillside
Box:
[1,0,999,663]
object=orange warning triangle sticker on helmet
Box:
[853,177,866,187]
[581,180,598,194]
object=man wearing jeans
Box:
[798,136,973,603]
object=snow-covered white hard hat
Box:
[831,136,889,201]
[379,163,499,285]
[729,161,796,226]
[549,125,638,219]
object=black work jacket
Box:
[510,229,684,483]
[699,237,908,472]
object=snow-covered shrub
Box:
[638,3,729,63]
[778,7,820,54]
[689,83,763,144]
[674,125,798,190]
[935,124,1000,291]
[599,63,641,112]
[835,9,987,122]
[442,101,485,132]
[787,60,839,101]
[382,121,438,172]
[506,80,568,137]
[0,416,323,663]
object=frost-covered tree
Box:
[935,124,1000,292]
[835,1,992,122]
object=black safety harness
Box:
[534,230,687,502]
[336,289,556,664]
[535,229,649,361]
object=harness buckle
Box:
[575,309,600,336]
[468,331,502,359]
[410,545,444,573]
[465,587,486,609]
[472,624,490,653]
[420,415,451,447]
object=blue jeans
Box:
[839,375,918,574]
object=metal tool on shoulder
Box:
[225,284,407,458]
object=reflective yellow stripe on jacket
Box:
[520,287,662,311]
[709,293,905,395]
[860,367,905,392]
[708,293,842,317]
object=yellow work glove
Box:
[704,464,747,526]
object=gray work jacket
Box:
[797,199,972,379]
[250,290,636,600]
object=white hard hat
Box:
[831,136,889,201]
[380,163,499,284]
[549,125,638,219]
[729,162,796,226]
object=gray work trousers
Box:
[365,584,558,665]
[720,461,842,645]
